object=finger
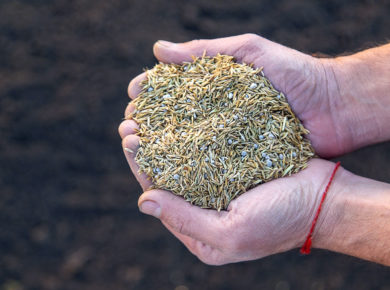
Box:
[162,221,225,265]
[122,134,152,190]
[138,189,228,247]
[118,120,139,139]
[153,34,268,65]
[162,220,201,255]
[124,102,136,119]
[127,72,147,99]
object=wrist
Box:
[313,167,390,265]
[290,159,345,250]
[311,164,353,250]
[324,50,390,151]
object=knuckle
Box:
[127,80,132,96]
[187,39,203,46]
[217,213,245,252]
[243,33,260,45]
[196,246,226,266]
[166,215,187,235]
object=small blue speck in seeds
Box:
[250,83,257,89]
[245,94,249,98]
[233,115,238,120]
[292,152,297,157]
[277,95,281,99]
[254,144,259,149]
[187,99,191,103]
[219,124,224,128]
[228,92,233,99]
[266,160,273,167]
[259,135,265,140]
[162,94,171,99]
[241,151,247,157]
[228,139,233,145]
[243,116,247,122]
[174,105,179,109]
[212,136,217,141]
[230,178,235,182]
[148,87,153,92]
[279,154,284,160]
[269,133,275,139]
[262,152,267,158]
[173,174,179,180]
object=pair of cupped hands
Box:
[119,34,356,265]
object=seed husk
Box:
[128,54,315,211]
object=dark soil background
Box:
[1,0,390,289]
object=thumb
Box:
[153,33,268,65]
[138,189,227,247]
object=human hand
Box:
[121,34,352,158]
[119,35,390,265]
[120,132,344,264]
[118,34,349,264]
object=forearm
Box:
[315,168,390,265]
[329,44,390,151]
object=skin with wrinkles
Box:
[119,34,390,265]
[130,54,315,210]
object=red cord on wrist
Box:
[300,161,341,255]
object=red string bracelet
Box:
[300,161,341,255]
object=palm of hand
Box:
[119,34,341,265]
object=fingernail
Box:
[139,200,161,218]
[157,40,174,48]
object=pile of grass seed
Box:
[128,54,314,211]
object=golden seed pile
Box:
[128,54,314,211]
